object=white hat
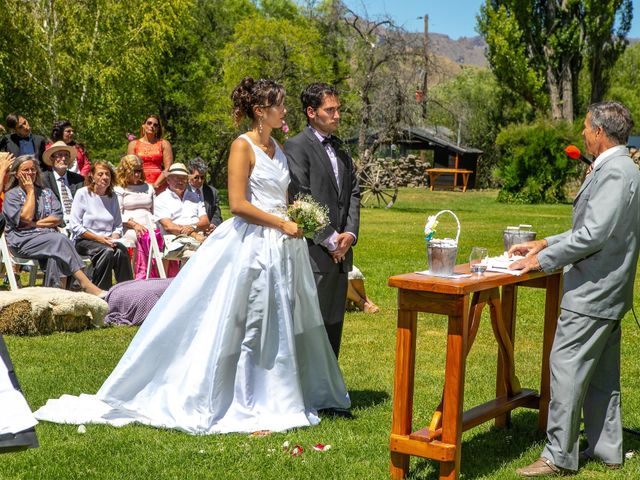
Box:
[43,141,77,167]
[167,163,189,176]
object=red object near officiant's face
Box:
[564,144,581,160]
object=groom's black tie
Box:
[322,136,341,150]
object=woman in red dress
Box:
[127,115,173,193]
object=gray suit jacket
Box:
[538,146,640,320]
[285,127,360,273]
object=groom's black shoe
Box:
[318,408,354,419]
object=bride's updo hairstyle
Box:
[231,77,285,126]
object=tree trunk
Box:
[546,65,562,121]
[561,61,573,122]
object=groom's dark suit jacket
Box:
[285,127,360,273]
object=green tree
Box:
[477,0,633,122]
[0,0,191,158]
[605,42,640,128]
[428,68,533,188]
[495,120,580,203]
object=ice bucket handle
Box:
[431,209,461,244]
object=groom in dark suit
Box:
[285,83,360,359]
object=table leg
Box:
[390,308,418,479]
[539,273,561,431]
[439,296,469,480]
[461,173,470,192]
[495,285,517,427]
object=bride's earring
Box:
[258,117,263,135]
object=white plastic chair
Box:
[145,214,167,279]
[0,234,40,290]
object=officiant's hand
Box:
[508,239,547,258]
[509,254,541,274]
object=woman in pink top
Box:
[127,114,173,193]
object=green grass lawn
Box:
[3,188,640,479]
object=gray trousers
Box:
[314,270,348,359]
[542,308,622,471]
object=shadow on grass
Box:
[409,410,546,479]
[349,389,389,410]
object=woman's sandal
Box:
[363,300,380,314]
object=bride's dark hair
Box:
[231,77,285,125]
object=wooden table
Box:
[388,266,562,479]
[426,168,473,192]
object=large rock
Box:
[0,288,107,335]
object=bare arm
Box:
[127,140,136,155]
[228,138,300,237]
[18,173,36,226]
[152,140,173,189]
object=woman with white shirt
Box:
[69,161,133,289]
[114,155,163,279]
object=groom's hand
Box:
[331,233,354,263]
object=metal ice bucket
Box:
[425,210,461,275]
[503,224,536,252]
[427,239,458,275]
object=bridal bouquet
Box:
[288,195,329,238]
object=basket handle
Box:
[433,209,461,244]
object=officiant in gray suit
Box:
[285,83,360,359]
[509,101,640,477]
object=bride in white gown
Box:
[35,77,350,434]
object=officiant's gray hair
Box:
[587,101,633,145]
[231,77,285,125]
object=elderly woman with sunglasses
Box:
[1,154,105,295]
[114,154,162,279]
[127,115,173,193]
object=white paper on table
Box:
[415,270,472,279]
[0,357,38,434]
[485,254,525,276]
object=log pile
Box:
[359,154,430,188]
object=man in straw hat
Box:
[41,141,85,227]
[154,163,210,260]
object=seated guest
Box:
[154,163,209,276]
[104,277,173,326]
[114,154,162,279]
[0,114,46,169]
[187,157,223,229]
[1,155,105,295]
[69,161,133,290]
[41,141,84,227]
[346,265,379,313]
[154,163,209,242]
[0,151,15,235]
[46,120,91,176]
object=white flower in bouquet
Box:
[288,195,329,238]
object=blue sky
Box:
[342,0,640,39]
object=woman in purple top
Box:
[2,155,104,295]
[69,161,133,290]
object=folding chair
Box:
[0,234,40,291]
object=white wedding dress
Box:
[34,135,350,434]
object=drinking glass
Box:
[469,247,488,275]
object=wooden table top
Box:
[388,264,553,295]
